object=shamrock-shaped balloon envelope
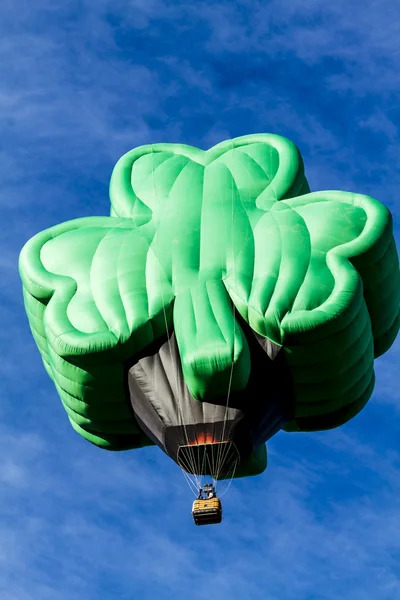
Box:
[19,134,400,480]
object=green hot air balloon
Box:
[19,134,400,508]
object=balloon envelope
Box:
[19,134,400,479]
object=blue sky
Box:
[1,1,399,598]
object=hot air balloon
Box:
[19,134,400,524]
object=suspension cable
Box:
[151,150,199,487]
[214,144,237,485]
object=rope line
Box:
[151,150,199,487]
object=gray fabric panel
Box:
[130,333,241,428]
[253,331,282,360]
[128,364,166,447]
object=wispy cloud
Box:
[1,418,400,599]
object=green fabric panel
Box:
[232,445,267,479]
[19,133,400,470]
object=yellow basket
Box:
[192,497,222,526]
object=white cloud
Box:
[1,410,400,599]
[200,0,400,92]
